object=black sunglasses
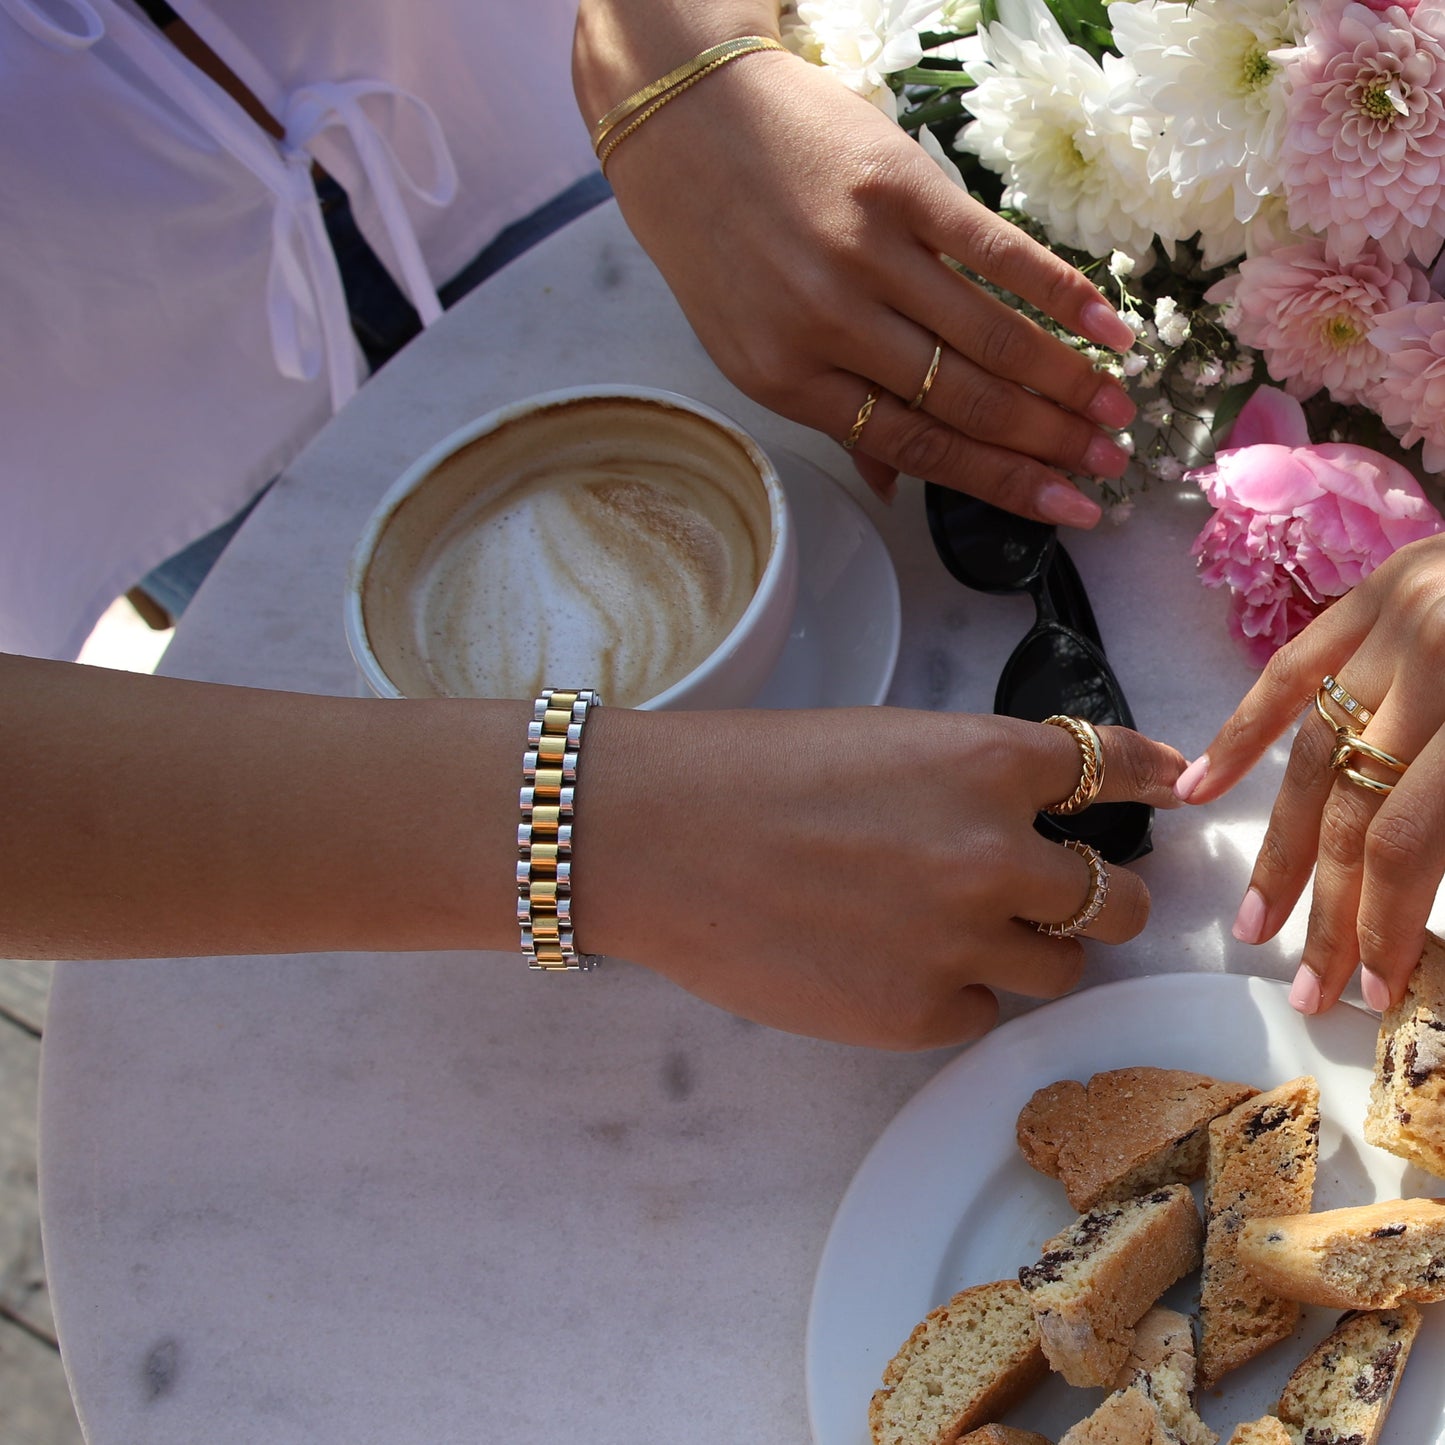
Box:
[924,484,1153,864]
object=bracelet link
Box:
[518,688,602,972]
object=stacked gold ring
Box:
[1034,839,1110,939]
[1313,678,1406,796]
[1043,714,1105,815]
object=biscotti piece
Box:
[1018,1068,1258,1211]
[1238,1196,1445,1308]
[1365,931,1445,1178]
[958,1429,1053,1445]
[1018,1185,1203,1388]
[870,1280,1048,1445]
[1274,1305,1421,1445]
[1110,1308,1216,1445]
[1059,1386,1183,1445]
[1197,1076,1320,1390]
[1222,1420,1290,1445]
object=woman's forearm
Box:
[0,655,531,959]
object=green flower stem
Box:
[899,95,971,131]
[894,66,974,88]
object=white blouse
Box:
[0,0,596,660]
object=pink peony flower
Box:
[1189,387,1445,662]
[1210,239,1430,405]
[1370,298,1445,468]
[1277,0,1445,265]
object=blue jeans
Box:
[138,170,613,621]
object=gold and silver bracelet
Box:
[518,688,602,972]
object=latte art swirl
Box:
[362,397,777,707]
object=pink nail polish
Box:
[1084,434,1130,478]
[1039,482,1102,529]
[1088,384,1136,429]
[1232,887,1267,945]
[1174,753,1209,803]
[1289,964,1322,1015]
[1080,299,1136,352]
[1362,968,1392,1013]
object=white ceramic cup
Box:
[345,386,798,709]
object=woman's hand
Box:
[573,4,1138,527]
[1176,534,1445,1016]
[579,707,1186,1049]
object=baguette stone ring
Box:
[1032,839,1110,939]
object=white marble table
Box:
[39,202,1435,1445]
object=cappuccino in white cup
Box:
[345,388,797,709]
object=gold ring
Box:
[908,340,943,410]
[1329,733,1408,797]
[843,387,880,451]
[1033,840,1110,939]
[1339,766,1397,796]
[1320,674,1375,727]
[1314,689,1358,737]
[1042,715,1105,815]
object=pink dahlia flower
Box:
[1189,387,1445,662]
[1370,299,1445,469]
[1209,239,1430,405]
[1277,0,1445,265]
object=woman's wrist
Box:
[572,0,783,133]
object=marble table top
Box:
[40,202,1438,1445]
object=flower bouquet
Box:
[780,0,1445,660]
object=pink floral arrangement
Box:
[782,0,1445,660]
[1189,388,1445,663]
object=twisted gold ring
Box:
[908,340,943,410]
[843,387,880,451]
[1033,840,1110,939]
[1043,714,1105,815]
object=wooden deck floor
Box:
[2,960,85,1445]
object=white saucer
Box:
[751,452,900,708]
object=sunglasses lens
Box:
[996,624,1133,729]
[924,483,1054,592]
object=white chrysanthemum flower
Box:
[782,0,948,114]
[959,0,1160,259]
[940,0,981,33]
[1110,0,1299,225]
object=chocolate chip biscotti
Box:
[1365,931,1445,1178]
[1018,1185,1203,1388]
[1197,1076,1320,1389]
[1058,1386,1186,1445]
[1238,1196,1445,1309]
[869,1280,1048,1445]
[1222,1419,1290,1445]
[1273,1305,1421,1445]
[1110,1307,1215,1445]
[1017,1068,1257,1212]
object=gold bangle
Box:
[518,688,603,972]
[592,36,785,172]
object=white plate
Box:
[806,973,1445,1445]
[752,452,900,709]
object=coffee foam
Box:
[362,398,773,706]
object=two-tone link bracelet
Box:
[518,688,602,972]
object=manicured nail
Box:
[1080,299,1137,352]
[1232,887,1267,945]
[1289,964,1322,1016]
[1362,967,1392,1013]
[1174,753,1209,803]
[1038,481,1102,529]
[1088,383,1137,429]
[1084,434,1131,478]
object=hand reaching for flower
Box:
[571,0,1139,527]
[1177,533,1445,1018]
